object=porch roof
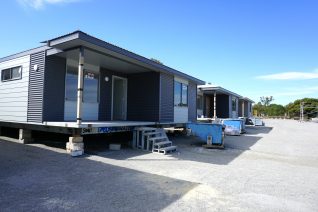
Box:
[198,84,242,98]
[239,97,255,103]
[44,31,204,84]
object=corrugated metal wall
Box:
[127,72,160,121]
[159,73,174,122]
[216,94,230,118]
[188,82,197,122]
[0,55,30,122]
[99,68,112,121]
[238,100,243,117]
[42,56,66,121]
[99,68,127,121]
[27,51,45,123]
[244,101,249,117]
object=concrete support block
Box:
[19,129,33,144]
[66,142,84,151]
[66,136,84,157]
[69,136,83,143]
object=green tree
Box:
[253,96,275,116]
[253,102,265,116]
[150,58,163,64]
[260,96,274,107]
[285,98,318,119]
[266,104,285,116]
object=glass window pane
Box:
[174,81,181,106]
[65,66,78,101]
[1,69,11,81]
[232,97,237,111]
[181,84,188,106]
[197,95,203,110]
[83,70,99,102]
[12,67,22,79]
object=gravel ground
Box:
[0,119,317,211]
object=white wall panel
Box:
[174,107,188,123]
[0,55,30,122]
[64,101,99,121]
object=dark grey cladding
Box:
[159,73,174,122]
[43,56,66,121]
[99,68,127,121]
[188,82,197,122]
[127,72,160,121]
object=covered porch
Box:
[197,85,241,119]
[43,32,174,125]
[238,97,254,117]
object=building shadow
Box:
[31,131,152,157]
[6,126,266,167]
[167,133,262,165]
[0,139,197,211]
[244,126,273,135]
[91,131,263,166]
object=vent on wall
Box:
[27,51,45,123]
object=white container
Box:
[109,144,121,151]
[312,118,318,123]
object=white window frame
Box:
[1,66,22,82]
[174,80,188,107]
[64,59,100,103]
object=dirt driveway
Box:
[1,119,317,211]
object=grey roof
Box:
[198,85,255,103]
[0,45,50,63]
[240,97,255,103]
[44,31,204,84]
[198,85,242,98]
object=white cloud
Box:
[274,86,318,97]
[256,70,318,80]
[18,0,80,10]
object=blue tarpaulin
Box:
[186,123,223,144]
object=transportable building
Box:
[0,31,204,151]
[238,97,254,118]
[197,85,242,119]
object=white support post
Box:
[76,47,84,125]
[300,102,304,122]
[242,101,245,117]
[213,92,217,119]
[132,130,137,149]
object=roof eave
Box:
[199,86,242,98]
[46,31,204,85]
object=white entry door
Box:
[112,76,127,120]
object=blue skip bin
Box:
[186,123,223,145]
[222,119,245,134]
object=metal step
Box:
[153,141,172,148]
[144,131,162,136]
[148,136,168,141]
[153,146,177,155]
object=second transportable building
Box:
[197,84,254,119]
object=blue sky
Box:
[1,0,318,105]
